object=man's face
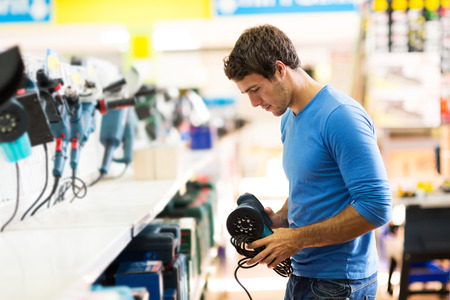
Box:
[235,73,292,117]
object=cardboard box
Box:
[154,144,184,180]
[133,148,156,180]
[133,144,185,180]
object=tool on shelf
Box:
[90,67,140,186]
[0,46,24,111]
[31,69,69,214]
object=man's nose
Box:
[249,94,262,107]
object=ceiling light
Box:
[152,28,201,51]
[100,29,130,44]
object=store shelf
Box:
[0,226,131,300]
[394,192,450,208]
[0,144,220,300]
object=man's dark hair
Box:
[223,24,300,81]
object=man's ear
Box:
[275,61,287,79]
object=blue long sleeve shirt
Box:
[281,85,392,279]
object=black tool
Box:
[227,193,274,239]
[0,46,24,111]
[227,193,292,300]
[0,46,32,163]
[15,91,53,147]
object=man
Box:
[223,24,392,299]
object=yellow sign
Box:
[373,0,389,11]
[133,36,150,59]
[55,0,212,25]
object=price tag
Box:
[70,65,84,91]
[45,48,62,80]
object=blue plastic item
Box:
[163,253,188,300]
[80,101,97,146]
[115,260,164,300]
[91,285,135,300]
[1,132,31,162]
[116,224,180,266]
[49,111,70,177]
[190,125,212,150]
[409,261,450,284]
[163,289,177,300]
[0,99,32,162]
[99,106,134,174]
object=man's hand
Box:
[247,227,301,268]
[264,207,289,229]
[265,197,289,229]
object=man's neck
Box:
[290,68,325,115]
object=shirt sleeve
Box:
[324,104,392,227]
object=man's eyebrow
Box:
[243,85,257,93]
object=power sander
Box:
[226,193,292,277]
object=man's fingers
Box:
[268,256,283,269]
[248,236,267,249]
[264,207,274,216]
[248,253,283,269]
[247,249,267,265]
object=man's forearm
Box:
[275,197,289,228]
[295,204,377,249]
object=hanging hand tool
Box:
[79,79,101,147]
[18,76,53,220]
[36,69,68,178]
[64,86,82,173]
[134,84,167,141]
[0,46,32,163]
[111,106,135,166]
[92,98,136,185]
[16,76,53,146]
[0,46,24,111]
[31,69,69,214]
[90,68,140,186]
[61,85,87,200]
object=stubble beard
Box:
[271,81,292,117]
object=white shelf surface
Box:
[0,226,131,300]
[0,146,219,300]
[394,192,450,208]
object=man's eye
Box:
[251,88,259,93]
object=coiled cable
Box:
[230,234,293,299]
[55,172,87,204]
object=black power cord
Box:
[1,163,20,232]
[21,143,48,220]
[89,172,105,187]
[30,176,60,216]
[230,234,293,299]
